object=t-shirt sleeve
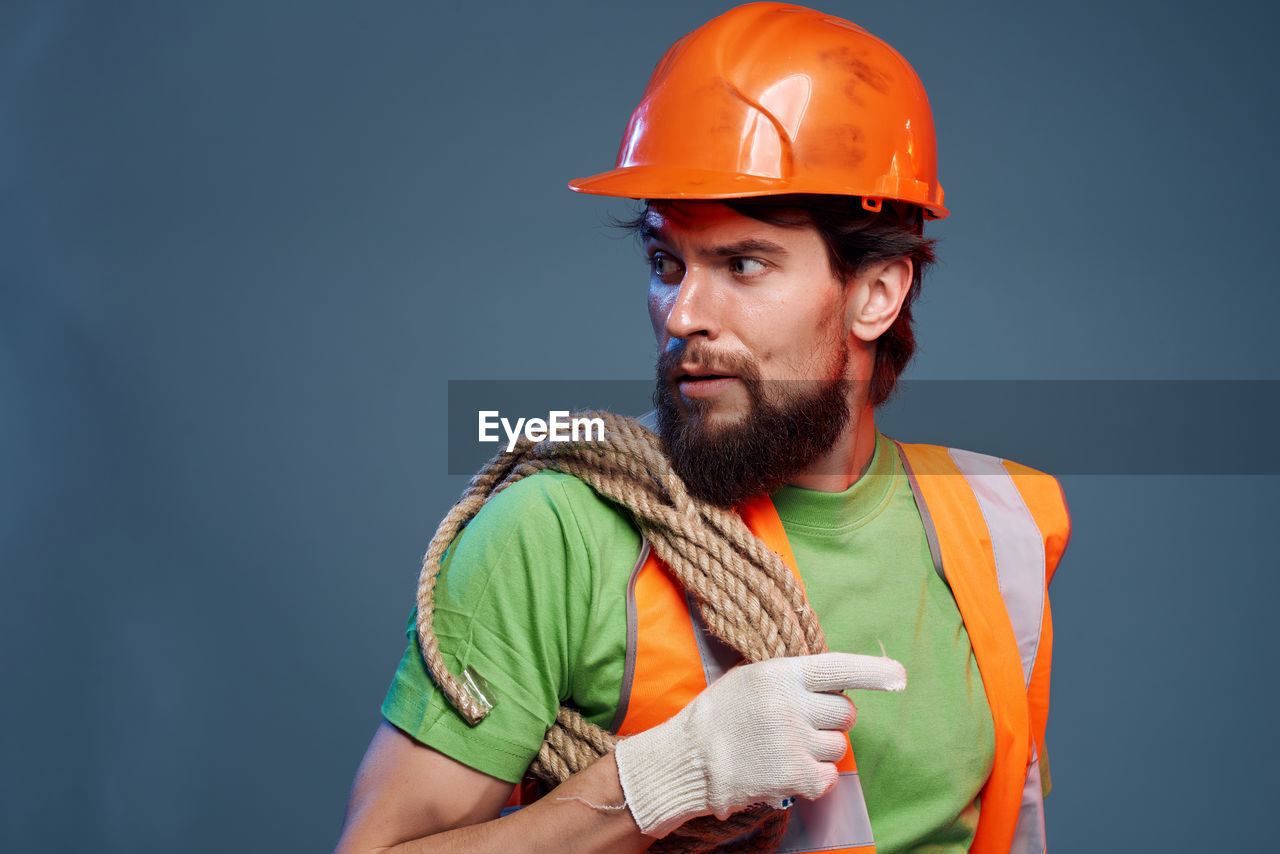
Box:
[380,471,629,783]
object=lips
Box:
[671,364,738,383]
[671,365,741,401]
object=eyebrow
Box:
[708,238,789,258]
[639,225,790,258]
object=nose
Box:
[658,266,719,342]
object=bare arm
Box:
[334,720,652,854]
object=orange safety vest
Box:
[609,442,1069,854]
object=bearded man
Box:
[335,5,1068,854]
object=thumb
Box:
[800,651,907,694]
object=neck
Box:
[786,404,878,493]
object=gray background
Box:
[2,1,1276,851]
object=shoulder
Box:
[445,470,643,589]
[463,469,640,547]
[892,440,1070,579]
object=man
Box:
[335,4,1068,853]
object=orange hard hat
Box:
[569,2,947,219]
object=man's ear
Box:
[845,257,914,343]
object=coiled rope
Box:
[415,412,829,852]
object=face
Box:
[645,201,851,423]
[643,200,856,506]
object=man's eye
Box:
[731,257,767,276]
[649,255,682,280]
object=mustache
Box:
[656,341,760,383]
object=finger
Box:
[801,651,907,693]
[804,691,857,731]
[794,760,839,801]
[811,729,850,763]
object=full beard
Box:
[654,343,852,509]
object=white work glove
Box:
[614,651,907,838]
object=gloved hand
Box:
[613,651,906,838]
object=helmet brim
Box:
[568,165,949,220]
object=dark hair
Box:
[625,195,937,408]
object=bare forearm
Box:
[350,753,652,854]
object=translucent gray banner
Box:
[446,380,1280,475]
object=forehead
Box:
[640,200,817,248]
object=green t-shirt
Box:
[383,431,995,853]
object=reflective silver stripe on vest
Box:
[894,443,947,585]
[947,448,1046,687]
[1011,743,1047,854]
[609,540,652,734]
[775,771,875,853]
[686,591,742,686]
[947,448,1049,853]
